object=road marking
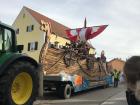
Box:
[101,92,127,105]
[34,99,103,104]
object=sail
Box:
[66,25,108,42]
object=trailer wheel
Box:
[58,84,71,99]
[64,84,72,99]
[0,61,38,105]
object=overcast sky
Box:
[0,0,140,61]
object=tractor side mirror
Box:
[17,45,24,53]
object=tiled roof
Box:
[24,6,69,39]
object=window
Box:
[16,28,19,34]
[0,27,12,51]
[54,41,59,48]
[59,45,63,49]
[0,27,3,50]
[26,25,34,32]
[4,29,12,50]
[23,13,26,18]
[28,42,38,51]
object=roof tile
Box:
[24,6,69,39]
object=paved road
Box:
[34,84,127,105]
[101,91,127,105]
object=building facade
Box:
[107,58,125,72]
[12,7,71,61]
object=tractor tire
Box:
[58,84,71,99]
[0,61,39,105]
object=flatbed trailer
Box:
[43,73,112,99]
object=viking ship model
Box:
[40,19,111,98]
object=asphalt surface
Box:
[34,84,127,105]
[101,91,127,105]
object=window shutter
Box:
[35,42,38,50]
[26,26,29,32]
[28,43,30,51]
[32,25,34,31]
[16,29,19,34]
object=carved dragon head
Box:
[40,20,51,40]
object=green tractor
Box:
[0,22,39,105]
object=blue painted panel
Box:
[104,75,113,86]
[74,78,90,92]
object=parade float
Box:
[40,19,111,99]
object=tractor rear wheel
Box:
[0,61,38,105]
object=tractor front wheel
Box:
[0,61,38,105]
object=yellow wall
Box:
[12,7,44,61]
[50,34,70,46]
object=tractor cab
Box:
[0,22,23,54]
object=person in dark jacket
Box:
[124,56,140,105]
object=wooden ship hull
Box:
[43,47,108,81]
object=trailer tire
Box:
[63,84,72,99]
[0,61,38,105]
[58,84,71,99]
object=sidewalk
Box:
[101,91,127,105]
